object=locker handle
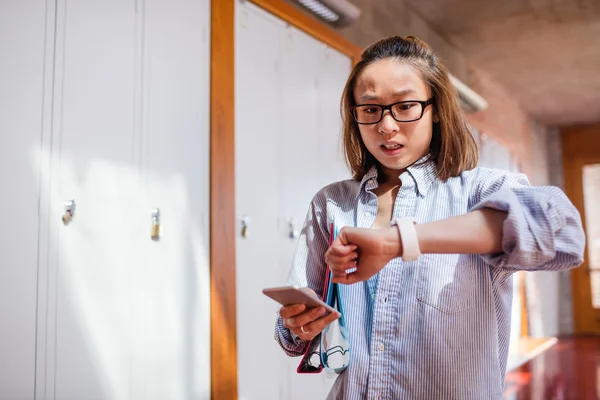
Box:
[241,215,250,238]
[62,200,76,225]
[151,208,161,241]
[288,218,299,239]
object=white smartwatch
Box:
[391,217,421,261]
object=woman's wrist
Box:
[384,226,403,259]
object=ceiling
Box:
[404,0,600,127]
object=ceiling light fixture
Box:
[449,74,489,113]
[292,0,361,27]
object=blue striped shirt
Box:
[274,158,585,400]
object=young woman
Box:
[275,35,585,399]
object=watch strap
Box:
[392,217,421,261]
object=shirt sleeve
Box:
[274,191,330,357]
[469,168,585,271]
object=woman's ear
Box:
[433,114,440,123]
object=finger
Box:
[336,226,365,245]
[325,243,357,257]
[290,326,317,341]
[310,310,341,332]
[284,306,327,329]
[328,259,358,276]
[292,310,341,340]
[337,228,350,245]
[279,303,306,319]
[325,252,358,266]
[344,262,358,274]
[331,270,360,285]
[330,269,348,281]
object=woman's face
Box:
[353,59,434,181]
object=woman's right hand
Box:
[280,288,340,341]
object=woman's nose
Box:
[379,110,399,134]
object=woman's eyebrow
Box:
[359,89,416,101]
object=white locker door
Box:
[47,1,139,398]
[235,2,353,399]
[134,0,211,398]
[278,25,352,400]
[313,44,353,186]
[235,3,288,400]
[0,1,48,398]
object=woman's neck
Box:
[377,165,403,187]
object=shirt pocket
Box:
[416,253,476,314]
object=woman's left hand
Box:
[325,226,402,284]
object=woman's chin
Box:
[376,156,415,173]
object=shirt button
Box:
[378,343,384,351]
[364,211,371,217]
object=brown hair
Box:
[341,36,478,181]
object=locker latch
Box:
[151,208,161,241]
[62,200,76,225]
[241,215,250,238]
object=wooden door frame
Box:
[209,1,362,398]
[561,123,600,334]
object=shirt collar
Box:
[405,154,437,197]
[357,154,437,198]
[357,165,379,196]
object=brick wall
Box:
[465,66,554,186]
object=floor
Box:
[504,336,600,400]
[506,336,558,372]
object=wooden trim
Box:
[210,0,237,399]
[519,272,529,337]
[561,124,600,334]
[249,0,363,63]
[563,153,590,333]
[561,124,600,157]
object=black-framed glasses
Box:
[350,98,434,124]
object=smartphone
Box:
[262,285,337,315]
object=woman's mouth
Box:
[381,143,404,156]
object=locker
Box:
[47,2,140,397]
[235,4,287,400]
[0,1,48,398]
[235,2,351,399]
[134,0,211,397]
[0,1,211,398]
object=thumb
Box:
[335,227,349,246]
[337,226,359,246]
